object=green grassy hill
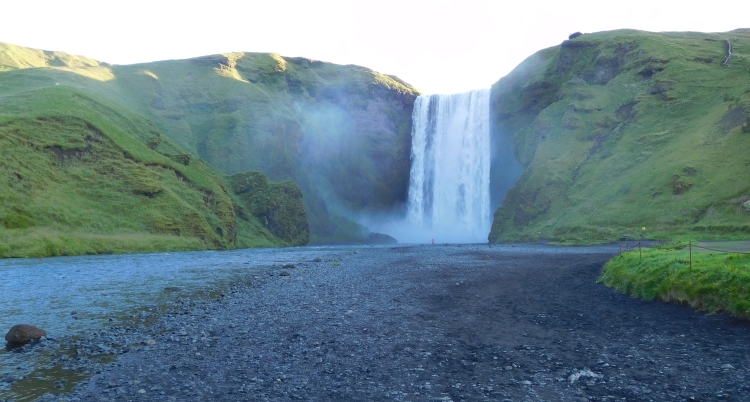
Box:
[108,52,418,243]
[0,42,418,251]
[0,44,309,257]
[489,29,750,243]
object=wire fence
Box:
[691,243,750,255]
[618,238,750,270]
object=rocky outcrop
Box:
[5,324,46,345]
[230,171,309,246]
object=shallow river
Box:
[0,246,337,400]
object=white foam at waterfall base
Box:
[383,89,491,243]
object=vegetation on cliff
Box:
[230,172,308,246]
[489,29,750,243]
[0,46,309,257]
[108,51,419,243]
[0,42,418,252]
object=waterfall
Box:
[404,89,491,243]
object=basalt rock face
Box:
[489,29,750,243]
[111,53,420,243]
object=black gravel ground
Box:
[26,244,750,401]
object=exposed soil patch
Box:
[31,245,750,401]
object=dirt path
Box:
[43,244,750,401]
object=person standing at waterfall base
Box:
[432,238,435,245]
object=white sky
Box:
[2,0,749,94]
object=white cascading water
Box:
[404,89,491,243]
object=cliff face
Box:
[489,29,750,243]
[0,43,419,246]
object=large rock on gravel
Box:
[5,324,47,345]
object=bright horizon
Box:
[2,0,749,94]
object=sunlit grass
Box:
[599,242,750,318]
[0,82,301,257]
[0,228,206,258]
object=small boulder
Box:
[312,257,322,262]
[5,324,47,346]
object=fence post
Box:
[689,240,692,272]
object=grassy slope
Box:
[0,44,306,257]
[489,29,750,243]
[106,53,419,243]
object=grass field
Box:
[600,241,750,318]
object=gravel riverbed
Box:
[6,244,750,401]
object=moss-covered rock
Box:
[230,171,309,246]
